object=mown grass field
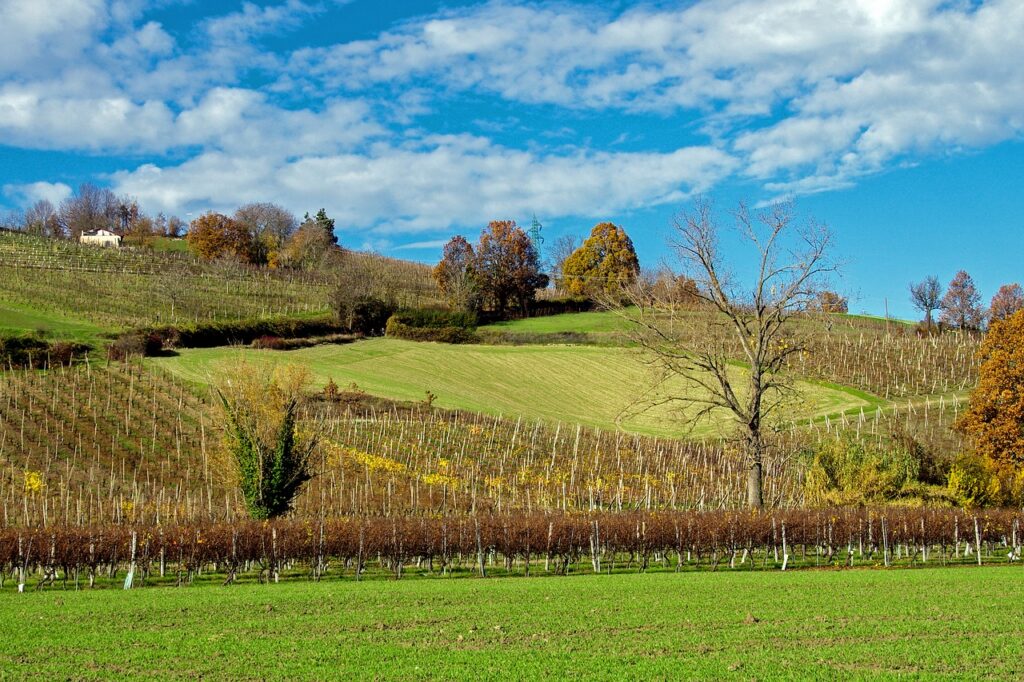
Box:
[1,567,1020,680]
[0,301,105,345]
[153,339,872,438]
[480,309,636,334]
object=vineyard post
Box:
[124,531,137,589]
[474,516,486,578]
[973,517,982,566]
[881,517,890,567]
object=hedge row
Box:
[107,315,348,357]
[0,334,89,369]
[385,308,478,344]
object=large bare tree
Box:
[614,198,836,508]
[909,276,942,332]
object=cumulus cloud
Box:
[290,0,1024,191]
[111,136,737,233]
[2,0,1024,234]
[3,181,74,207]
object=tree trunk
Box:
[745,423,765,510]
[747,460,764,509]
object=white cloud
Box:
[202,0,320,45]
[111,136,737,233]
[3,181,74,207]
[290,0,1024,193]
[0,0,109,77]
[2,0,1024,235]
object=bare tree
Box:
[549,234,579,292]
[909,276,942,331]
[58,183,119,238]
[23,200,63,238]
[235,202,298,264]
[611,198,836,509]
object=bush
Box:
[388,308,477,330]
[0,334,88,369]
[251,334,354,351]
[384,308,479,343]
[108,331,163,360]
[252,335,288,350]
[385,317,478,343]
[803,435,922,506]
[342,297,395,336]
[476,330,594,346]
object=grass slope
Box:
[480,309,635,334]
[0,301,105,344]
[1,567,1020,679]
[154,339,871,437]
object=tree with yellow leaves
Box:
[216,362,321,519]
[561,222,640,298]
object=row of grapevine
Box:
[2,507,1019,589]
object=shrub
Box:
[384,308,479,343]
[108,331,163,360]
[803,435,921,506]
[946,454,1002,508]
[389,308,477,330]
[385,317,477,343]
[343,297,395,336]
[127,315,345,349]
[251,334,354,351]
[252,335,288,350]
[476,330,594,346]
[0,334,87,369]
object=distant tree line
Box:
[1,183,187,246]
[910,271,1022,333]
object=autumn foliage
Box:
[432,235,479,311]
[561,222,640,297]
[939,270,984,330]
[186,212,256,263]
[957,309,1024,471]
[988,283,1024,323]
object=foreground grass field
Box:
[1,567,1020,679]
[153,339,872,437]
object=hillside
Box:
[0,232,436,334]
[152,339,872,438]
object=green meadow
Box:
[1,567,1020,680]
[154,338,873,438]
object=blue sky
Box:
[1,0,1022,318]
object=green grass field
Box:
[154,339,873,437]
[2,567,1020,679]
[0,301,105,344]
[480,309,636,334]
[483,308,905,338]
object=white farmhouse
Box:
[80,229,122,247]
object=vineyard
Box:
[1,508,1020,591]
[491,309,981,400]
[0,232,437,331]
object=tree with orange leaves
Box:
[186,212,256,263]
[989,283,1024,323]
[475,220,547,314]
[957,309,1024,470]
